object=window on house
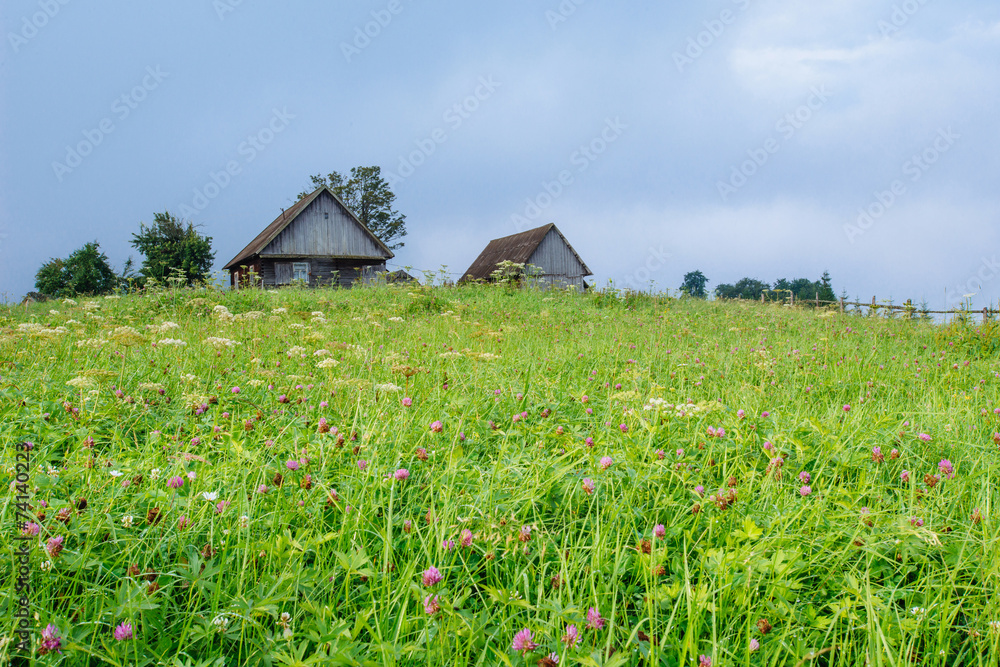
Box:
[293,262,309,283]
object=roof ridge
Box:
[222,185,393,270]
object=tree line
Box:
[34,213,215,298]
[680,270,836,303]
[31,166,407,298]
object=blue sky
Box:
[1,0,998,307]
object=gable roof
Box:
[223,186,393,270]
[459,223,592,282]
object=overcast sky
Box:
[2,1,998,308]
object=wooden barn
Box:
[223,185,393,288]
[460,223,592,290]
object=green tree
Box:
[34,257,66,296]
[734,277,769,300]
[715,277,768,300]
[818,271,835,302]
[680,270,708,298]
[34,242,118,296]
[130,212,215,286]
[714,283,738,299]
[300,166,407,250]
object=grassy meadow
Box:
[2,284,1000,666]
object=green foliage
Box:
[130,212,215,286]
[34,241,119,296]
[936,317,1000,358]
[680,270,708,298]
[301,166,407,250]
[715,277,768,300]
[34,256,66,296]
[716,272,836,303]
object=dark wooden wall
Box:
[258,257,386,288]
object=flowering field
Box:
[2,285,1000,666]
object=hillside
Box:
[2,285,999,665]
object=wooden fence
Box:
[757,292,998,322]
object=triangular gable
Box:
[529,225,592,277]
[223,186,393,270]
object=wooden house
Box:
[223,186,393,288]
[459,223,592,290]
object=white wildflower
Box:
[157,338,187,346]
[66,376,97,390]
[205,337,240,348]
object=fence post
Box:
[761,292,764,304]
[870,296,877,317]
[984,307,989,325]
[815,294,819,308]
[839,297,844,314]
[791,292,795,307]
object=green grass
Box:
[2,284,999,666]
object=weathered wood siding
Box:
[527,229,587,290]
[230,259,262,288]
[259,257,386,289]
[261,191,389,259]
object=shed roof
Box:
[223,186,393,271]
[460,223,592,282]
